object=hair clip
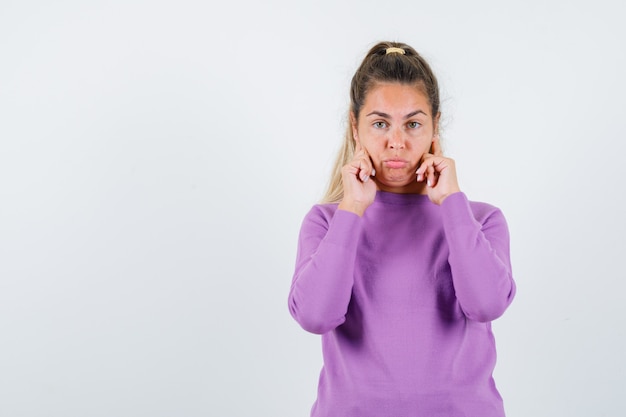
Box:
[385,47,406,55]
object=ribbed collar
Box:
[374,191,432,206]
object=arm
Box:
[288,207,362,334]
[441,192,516,322]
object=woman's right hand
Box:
[338,143,377,216]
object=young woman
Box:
[288,41,516,417]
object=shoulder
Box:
[468,199,504,223]
[305,202,338,221]
[300,202,340,232]
[302,202,363,232]
[299,203,363,242]
[443,192,507,225]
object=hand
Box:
[338,143,377,216]
[415,138,461,205]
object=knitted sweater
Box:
[288,191,516,417]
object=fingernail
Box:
[371,169,376,177]
[427,180,431,187]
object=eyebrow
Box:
[365,110,428,118]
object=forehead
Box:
[362,82,431,115]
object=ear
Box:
[350,111,359,144]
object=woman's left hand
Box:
[416,138,461,205]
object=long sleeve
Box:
[441,192,516,322]
[288,207,362,334]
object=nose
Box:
[387,128,406,150]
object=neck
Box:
[374,178,428,194]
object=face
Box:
[352,82,439,194]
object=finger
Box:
[416,161,426,182]
[431,136,443,157]
[427,164,437,187]
[416,154,433,181]
[347,150,373,182]
[357,156,374,182]
[358,144,373,165]
[355,140,363,154]
[353,145,375,180]
[363,147,375,177]
[354,142,371,162]
[416,165,424,182]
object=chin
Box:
[376,176,414,189]
[382,171,414,184]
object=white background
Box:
[1,0,625,416]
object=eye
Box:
[407,121,421,129]
[373,121,387,129]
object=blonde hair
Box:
[321,41,441,204]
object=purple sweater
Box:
[288,191,515,417]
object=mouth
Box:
[382,158,409,169]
